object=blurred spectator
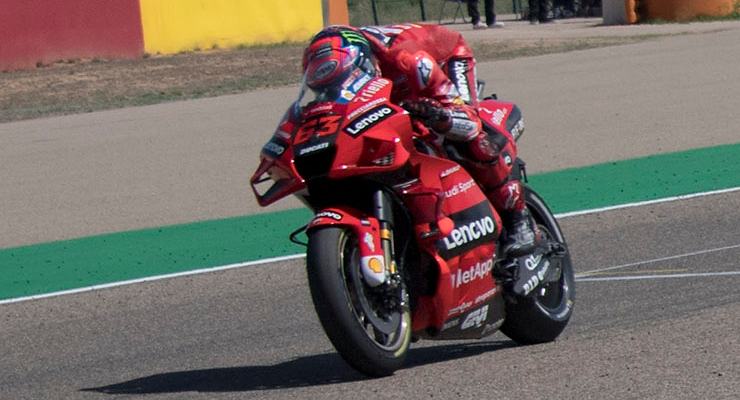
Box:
[554,0,577,18]
[528,0,553,23]
[467,0,504,29]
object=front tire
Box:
[306,227,411,377]
[500,187,576,344]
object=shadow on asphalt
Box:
[83,340,515,394]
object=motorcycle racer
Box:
[301,23,540,256]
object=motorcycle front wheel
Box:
[306,227,411,377]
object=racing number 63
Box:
[295,115,342,144]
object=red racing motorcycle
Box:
[251,72,575,377]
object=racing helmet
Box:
[302,26,378,92]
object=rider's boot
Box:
[486,179,542,257]
[501,208,540,257]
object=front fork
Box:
[373,190,408,310]
[373,190,397,276]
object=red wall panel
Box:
[0,0,144,71]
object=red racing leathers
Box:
[359,23,527,216]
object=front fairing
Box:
[252,71,416,207]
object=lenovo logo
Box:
[344,106,395,137]
[442,216,496,250]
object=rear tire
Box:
[500,187,576,344]
[306,227,411,377]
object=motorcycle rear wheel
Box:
[307,227,412,377]
[500,187,576,344]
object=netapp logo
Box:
[452,60,470,103]
[344,106,395,137]
[450,259,494,288]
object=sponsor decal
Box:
[313,60,338,81]
[451,119,478,136]
[363,232,376,252]
[503,153,513,167]
[442,318,460,331]
[340,90,356,102]
[522,259,550,296]
[475,287,498,304]
[480,107,508,126]
[442,216,496,250]
[344,105,396,137]
[312,43,333,58]
[356,79,389,102]
[416,57,433,88]
[347,97,387,120]
[448,301,472,316]
[491,108,508,126]
[314,211,342,221]
[366,257,383,273]
[524,253,543,271]
[361,255,386,287]
[437,201,498,259]
[452,60,471,103]
[461,305,489,330]
[305,103,334,116]
[339,30,370,46]
[450,110,470,119]
[262,141,285,156]
[440,165,461,178]
[510,118,525,139]
[351,73,373,92]
[503,181,521,210]
[298,142,329,155]
[445,179,476,199]
[450,259,494,288]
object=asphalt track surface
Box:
[2,19,740,399]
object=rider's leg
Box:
[461,130,541,256]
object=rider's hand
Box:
[401,98,452,133]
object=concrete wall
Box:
[139,0,324,55]
[1,0,339,70]
[0,0,144,70]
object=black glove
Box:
[401,98,452,132]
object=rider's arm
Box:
[394,49,480,142]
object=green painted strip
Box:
[529,142,740,213]
[2,143,739,301]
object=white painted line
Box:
[554,186,740,219]
[0,254,306,305]
[576,270,740,282]
[2,186,739,306]
[575,243,740,278]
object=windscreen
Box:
[296,68,375,110]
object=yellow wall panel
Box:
[140,0,324,54]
